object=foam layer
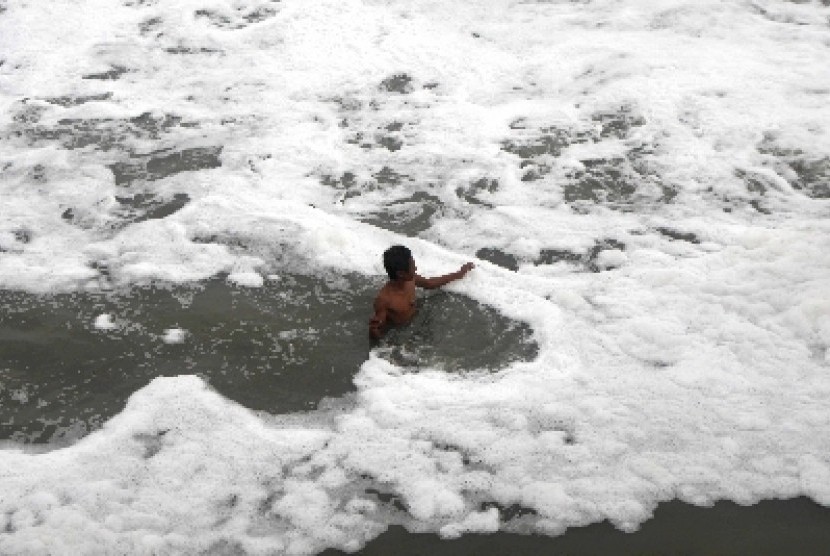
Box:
[2,0,828,292]
[1,342,828,555]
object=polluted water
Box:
[1,0,829,554]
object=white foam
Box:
[1,0,830,552]
[228,272,265,288]
[161,328,187,344]
[594,248,627,270]
[93,313,117,331]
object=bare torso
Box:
[376,280,417,325]
[369,258,474,340]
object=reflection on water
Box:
[0,276,537,445]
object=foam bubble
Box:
[161,328,187,344]
[228,272,265,288]
[93,313,117,331]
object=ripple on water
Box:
[0,275,537,445]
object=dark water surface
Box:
[0,273,536,444]
[325,497,830,556]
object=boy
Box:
[369,245,474,340]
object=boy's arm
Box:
[414,262,474,290]
[369,297,388,340]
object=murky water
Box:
[2,0,829,552]
[324,498,830,556]
[0,274,537,444]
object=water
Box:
[0,276,536,444]
[325,498,830,556]
[1,0,830,553]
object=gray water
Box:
[324,497,830,556]
[0,274,537,445]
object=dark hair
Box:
[383,245,411,280]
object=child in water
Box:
[369,245,474,340]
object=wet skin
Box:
[369,257,474,339]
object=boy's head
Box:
[383,245,414,280]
